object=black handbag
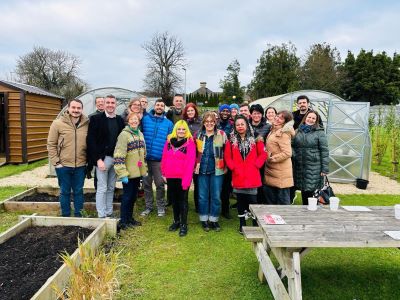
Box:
[313,176,335,205]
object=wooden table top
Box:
[250,205,400,248]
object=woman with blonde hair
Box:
[195,111,227,232]
[161,120,196,236]
[122,97,143,123]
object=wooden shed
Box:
[0,80,63,164]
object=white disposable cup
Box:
[308,197,318,211]
[330,197,340,211]
[395,204,400,219]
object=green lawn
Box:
[1,191,399,299]
[114,193,400,300]
[0,186,29,203]
[0,159,48,179]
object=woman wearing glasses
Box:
[195,111,227,232]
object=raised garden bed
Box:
[0,215,117,300]
[1,187,123,213]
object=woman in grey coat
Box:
[292,111,329,205]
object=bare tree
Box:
[15,46,88,100]
[142,32,186,105]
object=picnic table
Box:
[244,204,400,300]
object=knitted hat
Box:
[219,104,231,112]
[230,103,239,111]
[250,104,264,116]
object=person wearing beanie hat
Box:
[229,103,239,122]
[219,104,231,112]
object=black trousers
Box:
[167,178,188,225]
[121,177,140,224]
[193,173,199,212]
[301,190,314,205]
[221,170,232,215]
[237,193,258,228]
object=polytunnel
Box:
[57,87,158,117]
[252,90,371,184]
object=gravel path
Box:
[0,165,399,195]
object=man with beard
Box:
[141,99,174,217]
[239,103,251,120]
[48,99,89,217]
[293,95,323,129]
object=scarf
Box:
[170,137,187,148]
[299,124,312,134]
[229,118,256,159]
[129,126,140,136]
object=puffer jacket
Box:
[161,138,196,190]
[47,111,89,167]
[264,121,295,188]
[113,126,148,179]
[141,110,173,161]
[292,126,329,191]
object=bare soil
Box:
[0,226,93,300]
[15,192,122,202]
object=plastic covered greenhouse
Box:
[252,90,371,184]
[57,87,158,117]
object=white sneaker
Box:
[140,208,152,216]
[157,209,165,217]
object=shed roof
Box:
[0,80,64,99]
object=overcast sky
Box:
[1,0,399,95]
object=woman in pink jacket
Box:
[161,120,196,237]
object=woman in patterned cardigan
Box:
[114,112,147,230]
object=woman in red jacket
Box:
[224,115,267,234]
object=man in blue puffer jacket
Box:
[140,99,173,217]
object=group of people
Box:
[47,93,329,236]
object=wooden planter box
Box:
[0,215,117,300]
[1,186,122,213]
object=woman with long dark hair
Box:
[225,115,267,233]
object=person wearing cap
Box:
[217,104,233,219]
[250,104,271,141]
[229,103,239,123]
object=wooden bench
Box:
[242,226,264,242]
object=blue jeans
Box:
[121,177,140,224]
[263,185,291,205]
[55,166,86,217]
[198,174,223,222]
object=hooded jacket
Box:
[47,111,89,167]
[264,120,295,188]
[161,137,196,190]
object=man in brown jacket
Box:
[47,99,89,217]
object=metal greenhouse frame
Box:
[252,90,371,183]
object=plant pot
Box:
[356,178,369,190]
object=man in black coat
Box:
[87,95,125,218]
[292,95,323,129]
